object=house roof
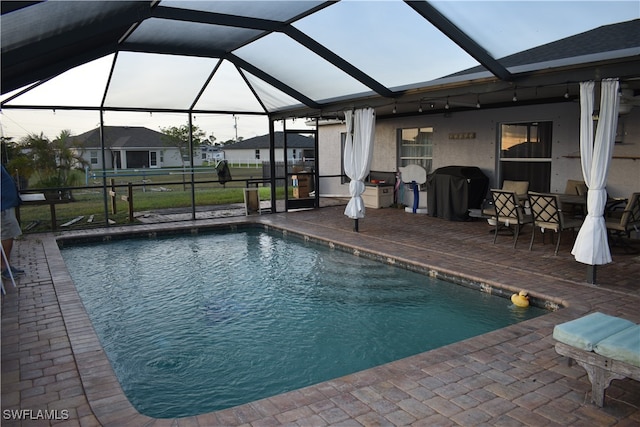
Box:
[223,132,314,150]
[451,20,640,77]
[71,126,179,149]
[1,1,639,119]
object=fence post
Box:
[109,179,117,214]
[126,182,134,222]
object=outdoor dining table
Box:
[557,193,628,217]
[557,193,587,206]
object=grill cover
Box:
[427,166,489,221]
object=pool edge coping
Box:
[45,218,595,425]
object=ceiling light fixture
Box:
[564,84,570,99]
[476,95,481,109]
[512,89,518,102]
[418,103,423,113]
[445,97,450,109]
[392,104,397,114]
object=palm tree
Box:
[52,130,89,187]
[20,132,55,186]
[1,136,33,189]
[21,130,89,199]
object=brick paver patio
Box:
[2,204,639,426]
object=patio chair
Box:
[502,180,529,199]
[565,179,587,196]
[482,180,529,218]
[563,179,587,217]
[490,189,532,248]
[528,192,583,255]
[605,192,640,251]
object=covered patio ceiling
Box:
[2,1,640,120]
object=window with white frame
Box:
[499,121,552,192]
[255,149,260,160]
[397,127,433,172]
[90,150,98,165]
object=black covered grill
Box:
[427,166,489,221]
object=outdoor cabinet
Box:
[362,184,394,209]
[292,174,311,198]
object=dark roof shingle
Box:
[72,126,178,148]
[223,132,314,150]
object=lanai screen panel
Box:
[234,31,373,103]
[104,52,219,110]
[195,60,266,113]
[163,0,326,21]
[294,1,481,90]
[242,72,306,112]
[2,0,639,116]
[1,56,113,108]
[124,18,264,55]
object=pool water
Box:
[60,229,546,418]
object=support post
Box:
[188,113,196,221]
[354,218,359,232]
[127,183,134,222]
[99,111,110,228]
[268,119,277,213]
[587,265,597,284]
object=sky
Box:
[1,0,637,143]
[0,108,275,144]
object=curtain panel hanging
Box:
[571,78,620,265]
[343,108,375,220]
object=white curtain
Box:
[571,78,620,265]
[343,107,375,219]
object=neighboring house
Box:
[71,126,216,170]
[200,145,225,164]
[222,132,314,165]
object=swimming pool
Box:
[60,227,547,418]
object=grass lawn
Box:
[17,166,286,232]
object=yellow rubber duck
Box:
[511,290,530,308]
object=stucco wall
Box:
[607,112,640,197]
[223,148,296,164]
[318,102,639,200]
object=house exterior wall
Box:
[223,148,300,164]
[77,147,211,170]
[160,148,185,168]
[318,102,639,200]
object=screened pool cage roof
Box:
[2,1,640,121]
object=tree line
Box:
[0,123,243,190]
